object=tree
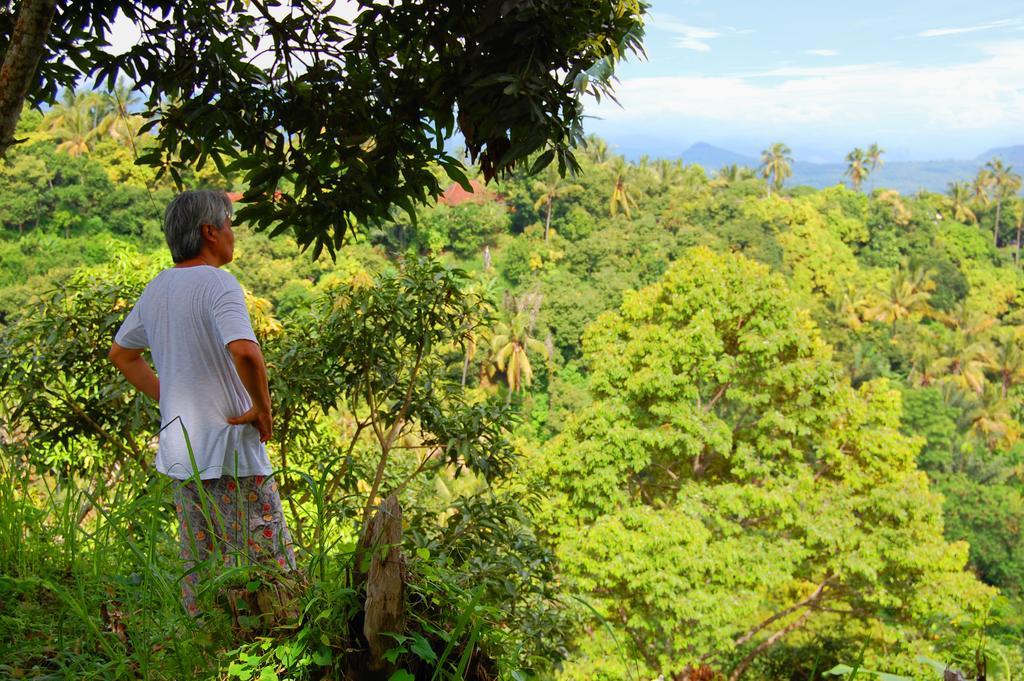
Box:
[946,181,977,224]
[866,142,884,173]
[0,0,647,256]
[985,158,1023,248]
[866,142,884,191]
[97,78,144,146]
[971,168,993,207]
[583,134,610,165]
[759,142,792,197]
[863,263,935,336]
[489,293,550,401]
[713,163,757,187]
[43,88,102,156]
[0,146,51,234]
[607,155,638,218]
[929,306,996,395]
[653,157,684,190]
[532,247,991,680]
[0,0,57,153]
[844,147,869,192]
[1011,197,1024,266]
[988,327,1024,399]
[531,164,583,240]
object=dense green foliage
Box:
[1,0,646,258]
[2,103,1024,680]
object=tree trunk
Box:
[359,494,406,672]
[0,0,58,157]
[994,198,1002,248]
[1016,223,1022,267]
[544,196,552,241]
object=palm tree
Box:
[489,293,550,402]
[826,284,869,331]
[985,158,1023,248]
[907,329,943,387]
[459,275,499,386]
[946,181,977,224]
[608,156,638,219]
[866,143,885,173]
[583,134,609,165]
[929,303,996,394]
[866,143,884,191]
[932,333,994,395]
[531,165,583,240]
[44,88,103,156]
[967,384,1018,447]
[989,328,1024,398]
[1011,198,1024,267]
[971,168,993,208]
[714,163,757,187]
[864,263,935,336]
[759,142,792,197]
[98,79,144,146]
[654,158,684,190]
[844,147,869,192]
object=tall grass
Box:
[0,441,228,679]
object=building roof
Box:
[437,179,498,206]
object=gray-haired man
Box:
[109,189,296,616]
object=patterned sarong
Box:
[172,474,297,617]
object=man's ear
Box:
[202,223,217,242]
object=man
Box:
[109,189,296,617]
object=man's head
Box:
[164,190,235,265]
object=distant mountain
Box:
[681,143,758,169]
[673,141,1006,195]
[977,146,1024,166]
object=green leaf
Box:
[227,661,250,679]
[388,670,415,681]
[915,656,950,677]
[409,633,437,663]
[529,149,555,176]
[311,647,332,666]
[825,665,912,681]
[259,668,280,681]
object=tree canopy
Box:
[0,0,647,257]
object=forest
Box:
[0,78,1023,681]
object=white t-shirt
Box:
[115,266,272,480]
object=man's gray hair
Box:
[163,190,233,263]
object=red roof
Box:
[438,179,498,206]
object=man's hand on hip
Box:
[227,406,273,443]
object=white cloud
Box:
[649,14,723,52]
[587,41,1024,137]
[743,63,881,78]
[917,19,1019,38]
[805,49,838,57]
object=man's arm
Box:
[108,342,159,401]
[225,339,273,443]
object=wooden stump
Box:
[359,494,406,672]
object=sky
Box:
[102,1,1023,164]
[584,0,1024,162]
